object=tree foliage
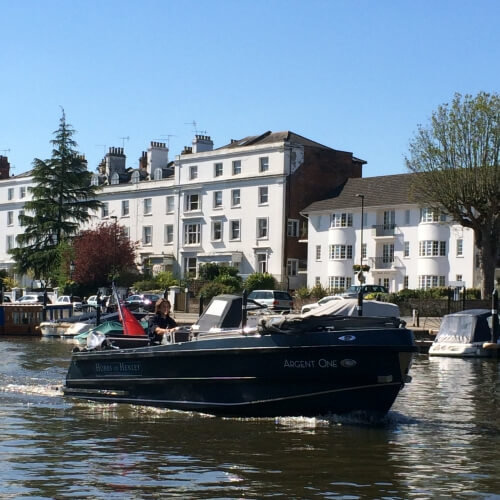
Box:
[72,222,137,288]
[198,262,239,280]
[198,264,243,301]
[10,110,102,281]
[406,92,499,298]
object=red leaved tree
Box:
[72,222,138,288]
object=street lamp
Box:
[356,193,365,317]
[69,260,75,303]
[356,194,365,284]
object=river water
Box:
[1,337,499,499]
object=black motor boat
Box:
[64,294,417,418]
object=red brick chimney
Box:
[0,156,10,179]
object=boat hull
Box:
[429,341,493,357]
[64,330,416,417]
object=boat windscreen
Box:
[435,313,491,344]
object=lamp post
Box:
[69,260,75,303]
[356,194,365,317]
[356,194,365,283]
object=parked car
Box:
[247,290,294,312]
[338,285,388,299]
[16,294,47,304]
[301,295,344,314]
[56,295,83,311]
[86,295,99,308]
[124,293,161,311]
[1,295,12,303]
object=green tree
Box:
[406,92,499,299]
[10,109,102,282]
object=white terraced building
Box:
[0,131,364,289]
[301,174,497,293]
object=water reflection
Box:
[1,339,500,498]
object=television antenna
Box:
[184,120,206,135]
[156,134,177,148]
[0,148,10,155]
[119,136,130,148]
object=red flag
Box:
[120,305,146,336]
[113,283,145,337]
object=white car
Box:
[86,295,99,308]
[16,294,44,304]
[56,295,83,311]
[301,295,344,314]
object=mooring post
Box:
[491,289,499,344]
[199,294,204,318]
[42,289,48,321]
[242,289,248,332]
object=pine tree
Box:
[11,109,102,282]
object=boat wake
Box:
[1,382,63,398]
[276,410,419,429]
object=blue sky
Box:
[1,0,498,177]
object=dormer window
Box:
[331,213,353,227]
[111,172,120,185]
[90,175,99,186]
[154,168,162,180]
[131,171,140,184]
[420,208,446,223]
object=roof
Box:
[217,130,360,157]
[302,173,417,213]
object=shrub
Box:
[199,281,238,302]
[216,274,243,291]
[156,271,180,289]
[310,284,329,299]
[295,286,311,299]
[244,273,277,293]
[465,288,481,299]
[133,279,159,292]
[198,263,221,281]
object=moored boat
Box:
[73,318,151,349]
[429,309,499,357]
[64,295,417,418]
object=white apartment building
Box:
[0,132,363,288]
[302,174,482,292]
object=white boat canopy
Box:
[302,298,400,318]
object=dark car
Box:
[124,293,161,311]
[339,285,388,298]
